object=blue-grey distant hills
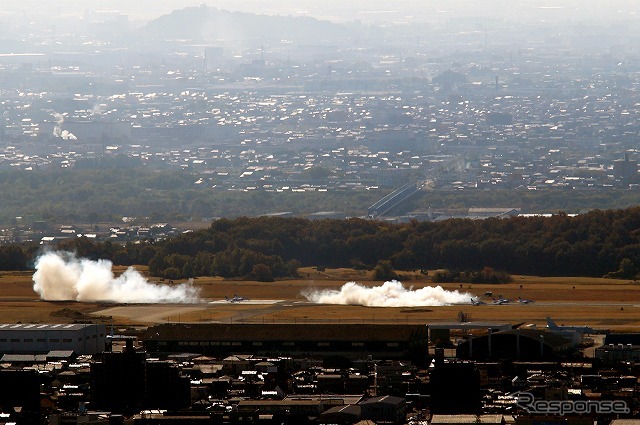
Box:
[140,5,351,44]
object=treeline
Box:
[431,267,512,284]
[0,245,35,271]
[6,207,640,279]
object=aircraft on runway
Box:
[471,297,486,306]
[517,297,534,304]
[225,294,248,303]
[546,317,594,334]
[492,297,510,305]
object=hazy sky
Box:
[1,1,638,24]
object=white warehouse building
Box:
[0,324,107,355]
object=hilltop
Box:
[139,5,351,44]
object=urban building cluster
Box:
[2,73,640,193]
[2,6,640,424]
[0,222,185,245]
[0,322,637,424]
[1,7,640,198]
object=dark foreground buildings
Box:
[1,322,639,424]
[142,323,430,365]
[92,339,190,414]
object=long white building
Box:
[0,324,107,355]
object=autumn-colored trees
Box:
[5,207,640,280]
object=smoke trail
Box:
[52,112,64,138]
[302,280,471,307]
[32,252,200,303]
[51,112,77,140]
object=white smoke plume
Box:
[32,251,201,303]
[60,129,78,141]
[52,112,64,137]
[302,280,472,307]
[51,112,77,140]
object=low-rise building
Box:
[0,323,106,355]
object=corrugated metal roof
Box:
[610,421,640,425]
[0,323,97,331]
[46,350,76,358]
[239,400,321,406]
[359,395,404,405]
[427,322,512,331]
[322,404,361,416]
[1,354,47,362]
[431,414,504,424]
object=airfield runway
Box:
[85,298,640,330]
[89,299,313,325]
[3,269,640,329]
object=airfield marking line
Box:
[89,305,205,324]
[208,299,285,305]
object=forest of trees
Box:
[5,206,640,280]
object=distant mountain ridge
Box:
[140,5,351,44]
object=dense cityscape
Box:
[1,4,640,226]
[2,2,640,424]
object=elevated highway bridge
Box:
[367,182,420,218]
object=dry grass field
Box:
[2,266,640,330]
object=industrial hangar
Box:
[456,329,574,360]
[142,322,568,363]
[0,323,107,355]
[143,323,429,363]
